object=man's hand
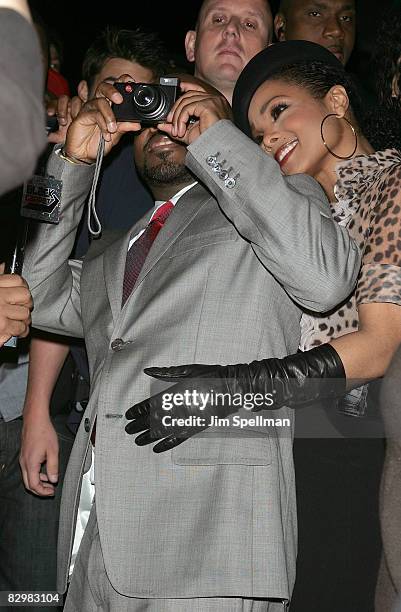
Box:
[46,95,83,144]
[20,411,59,496]
[157,78,233,146]
[64,75,141,163]
[0,269,32,346]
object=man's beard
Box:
[141,151,193,186]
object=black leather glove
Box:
[125,343,346,453]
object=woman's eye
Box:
[271,103,288,121]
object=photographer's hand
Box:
[64,74,141,163]
[158,79,232,146]
[46,94,83,145]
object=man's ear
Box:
[324,85,350,118]
[185,30,196,63]
[274,13,286,41]
[77,80,89,102]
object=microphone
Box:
[2,219,29,348]
[1,118,61,349]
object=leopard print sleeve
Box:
[300,150,401,352]
[356,163,401,306]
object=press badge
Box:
[21,175,62,223]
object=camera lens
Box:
[134,85,159,109]
[132,84,168,121]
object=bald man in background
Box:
[185,0,273,102]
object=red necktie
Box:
[122,200,174,307]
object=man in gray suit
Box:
[23,73,361,610]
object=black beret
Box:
[232,40,344,138]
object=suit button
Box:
[111,338,124,351]
[225,176,236,189]
[111,338,133,351]
[84,417,90,433]
[206,154,218,166]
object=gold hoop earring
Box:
[320,113,358,160]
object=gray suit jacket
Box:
[23,121,361,601]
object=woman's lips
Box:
[274,139,298,167]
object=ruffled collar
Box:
[331,148,401,224]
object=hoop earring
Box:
[320,113,358,160]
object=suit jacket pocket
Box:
[171,430,272,465]
[168,227,238,258]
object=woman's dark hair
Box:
[266,59,401,151]
[266,60,364,129]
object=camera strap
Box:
[87,136,105,237]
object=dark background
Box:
[30,0,397,96]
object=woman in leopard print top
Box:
[236,50,401,612]
[234,47,401,611]
[300,147,401,414]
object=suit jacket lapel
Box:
[103,183,212,321]
[103,208,154,322]
[130,183,211,296]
